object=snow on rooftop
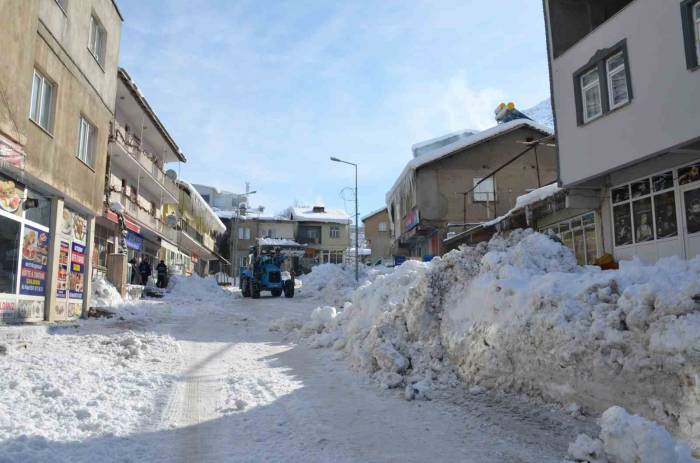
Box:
[481,182,563,228]
[258,238,304,247]
[386,119,553,203]
[289,206,351,224]
[411,128,479,158]
[523,99,554,129]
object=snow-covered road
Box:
[0,282,596,463]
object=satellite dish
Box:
[165,169,177,181]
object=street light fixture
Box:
[232,189,257,284]
[330,156,359,283]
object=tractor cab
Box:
[240,238,305,299]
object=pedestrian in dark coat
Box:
[156,260,168,288]
[138,258,152,286]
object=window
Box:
[88,14,106,66]
[681,0,700,69]
[473,177,495,202]
[330,251,343,264]
[611,171,678,248]
[77,116,97,167]
[378,221,388,232]
[238,227,250,240]
[330,225,340,239]
[606,52,629,109]
[574,41,631,125]
[29,70,55,132]
[541,212,598,265]
[0,216,21,294]
[580,68,602,122]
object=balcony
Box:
[110,120,179,203]
[108,190,177,243]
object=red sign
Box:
[104,209,141,233]
[0,134,25,170]
[191,254,199,263]
[403,208,420,231]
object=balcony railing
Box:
[108,191,177,243]
[112,120,179,200]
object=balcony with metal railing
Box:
[108,190,177,243]
[110,120,179,203]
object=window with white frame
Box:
[606,52,629,109]
[541,212,598,265]
[610,171,678,248]
[378,221,388,232]
[88,14,107,66]
[77,116,97,167]
[580,68,602,123]
[473,177,495,202]
[575,41,631,124]
[238,227,250,240]
[29,70,55,132]
[330,225,340,238]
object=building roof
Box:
[288,206,351,224]
[117,68,187,163]
[386,119,553,202]
[178,180,227,233]
[361,207,388,222]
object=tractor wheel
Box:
[250,279,261,299]
[271,289,282,297]
[241,278,250,297]
[283,280,294,298]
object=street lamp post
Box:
[231,188,256,285]
[330,156,358,283]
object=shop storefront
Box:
[0,172,51,322]
[609,160,700,262]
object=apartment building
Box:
[163,180,227,276]
[386,119,557,258]
[287,206,351,273]
[96,68,186,292]
[362,208,391,263]
[0,0,122,322]
[543,0,700,262]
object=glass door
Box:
[681,184,700,259]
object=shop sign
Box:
[0,135,25,170]
[404,208,420,232]
[125,230,144,250]
[19,225,49,296]
[0,173,24,217]
[57,240,69,298]
[69,242,85,300]
[0,296,18,322]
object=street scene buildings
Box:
[0,1,699,461]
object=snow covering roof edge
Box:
[178,180,227,233]
[361,207,387,222]
[385,119,553,204]
[117,68,187,163]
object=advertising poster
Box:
[69,242,85,300]
[57,240,70,298]
[19,225,49,296]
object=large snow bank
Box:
[567,406,698,462]
[297,264,390,307]
[301,230,700,451]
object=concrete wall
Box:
[363,210,392,260]
[547,0,700,186]
[413,127,558,241]
[0,0,122,215]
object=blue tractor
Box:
[239,239,305,299]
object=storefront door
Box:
[680,183,700,259]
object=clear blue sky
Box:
[116,0,551,220]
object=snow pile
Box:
[0,327,179,460]
[297,263,390,307]
[91,276,123,308]
[301,229,700,450]
[566,406,698,463]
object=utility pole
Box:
[330,156,359,283]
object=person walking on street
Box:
[138,257,152,286]
[129,257,139,284]
[156,260,168,288]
